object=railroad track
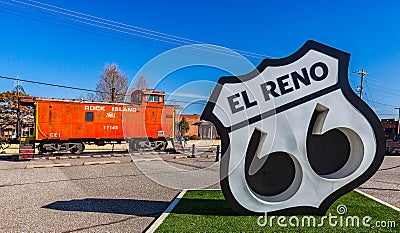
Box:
[2,149,178,161]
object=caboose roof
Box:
[132,89,165,96]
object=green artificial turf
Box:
[155,190,399,232]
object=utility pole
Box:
[396,107,400,134]
[356,69,369,99]
[14,78,25,141]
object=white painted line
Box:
[356,189,400,212]
[145,189,187,233]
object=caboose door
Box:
[18,100,36,160]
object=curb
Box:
[25,163,71,169]
[145,189,222,232]
[356,189,400,212]
[131,158,162,162]
[83,160,121,166]
[145,189,187,233]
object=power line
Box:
[349,73,399,94]
[0,0,271,60]
[0,75,209,106]
[363,92,377,112]
[363,79,400,94]
[2,73,390,109]
[366,99,398,108]
[363,81,377,110]
[3,0,400,92]
[1,1,397,111]
[21,0,269,59]
[0,5,177,52]
[0,0,187,47]
[0,0,260,60]
[165,99,207,105]
[0,75,117,95]
[2,0,400,93]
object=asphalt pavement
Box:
[0,152,397,232]
[358,155,400,208]
[0,154,219,232]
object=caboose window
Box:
[131,93,143,104]
[85,112,94,122]
[146,95,161,103]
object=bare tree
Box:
[94,63,129,102]
[0,90,33,140]
[134,74,148,90]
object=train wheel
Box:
[138,140,152,150]
[155,141,167,151]
[160,141,167,151]
[38,143,52,155]
[70,143,84,154]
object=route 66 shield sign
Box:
[201,40,385,215]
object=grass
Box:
[155,190,400,232]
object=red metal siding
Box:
[34,100,174,141]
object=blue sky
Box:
[0,0,399,117]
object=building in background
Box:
[178,114,201,137]
[381,118,399,139]
[178,114,218,140]
[193,120,218,140]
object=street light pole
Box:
[396,107,400,134]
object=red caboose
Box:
[19,89,177,156]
